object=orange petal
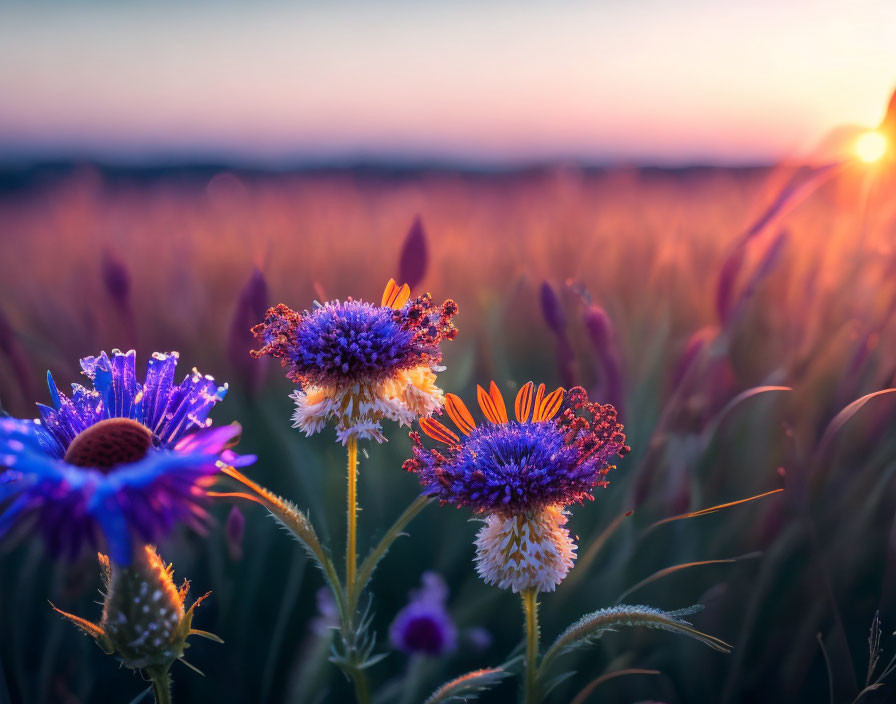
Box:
[419,417,460,445]
[382,279,411,309]
[445,393,476,435]
[537,387,564,421]
[382,278,399,307]
[488,381,509,423]
[532,384,546,419]
[515,382,534,422]
[391,283,411,309]
[477,385,504,424]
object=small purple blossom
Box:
[389,572,457,657]
[0,349,254,565]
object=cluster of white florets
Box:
[474,505,577,593]
[291,365,445,444]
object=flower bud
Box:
[53,546,220,673]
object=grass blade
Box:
[646,489,783,533]
[615,552,761,603]
[570,668,661,704]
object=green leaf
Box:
[423,667,510,704]
[816,389,896,456]
[700,385,791,446]
[614,553,761,603]
[539,604,731,678]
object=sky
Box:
[0,0,894,166]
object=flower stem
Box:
[343,436,371,704]
[147,666,172,704]
[346,436,359,591]
[522,588,540,704]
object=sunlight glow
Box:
[855,130,888,163]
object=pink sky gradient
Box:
[1,0,894,164]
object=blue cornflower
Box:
[0,350,254,566]
[404,382,628,592]
[251,279,458,443]
[389,572,457,657]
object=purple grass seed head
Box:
[398,216,428,291]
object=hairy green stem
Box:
[343,437,373,704]
[346,665,371,704]
[147,666,172,704]
[522,588,540,704]
[346,436,359,589]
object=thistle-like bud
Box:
[53,546,221,675]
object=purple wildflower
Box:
[404,382,628,592]
[389,572,457,657]
[406,383,628,516]
[0,349,254,565]
[251,279,458,443]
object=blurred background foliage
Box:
[1,159,896,702]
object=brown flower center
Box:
[63,418,153,471]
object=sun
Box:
[854,130,888,163]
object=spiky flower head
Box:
[251,279,458,444]
[389,572,457,656]
[404,382,628,592]
[405,382,628,514]
[0,349,255,565]
[53,545,221,673]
